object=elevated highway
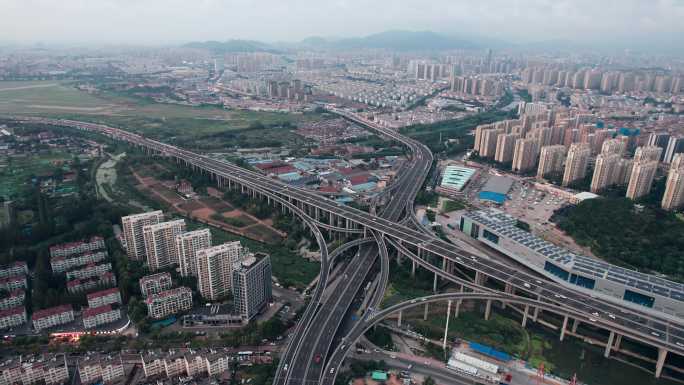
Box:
[16,115,684,380]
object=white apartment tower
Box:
[196,241,250,301]
[121,211,163,261]
[143,219,186,271]
[175,229,212,277]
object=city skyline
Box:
[1,0,684,52]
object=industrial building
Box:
[477,176,514,204]
[457,209,684,319]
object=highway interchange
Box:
[15,113,684,383]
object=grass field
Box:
[0,80,322,149]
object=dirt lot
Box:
[130,166,285,244]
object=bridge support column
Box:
[571,319,580,333]
[423,303,429,321]
[655,348,668,378]
[433,272,438,293]
[475,271,486,286]
[532,306,540,323]
[521,305,529,328]
[613,334,622,351]
[397,310,402,327]
[502,283,514,309]
[443,300,452,350]
[454,300,461,318]
[560,316,568,341]
[411,260,416,278]
[484,299,492,321]
[604,331,615,358]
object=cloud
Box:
[1,0,683,46]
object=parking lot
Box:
[501,180,567,230]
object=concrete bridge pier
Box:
[397,310,402,327]
[423,303,429,320]
[656,348,668,378]
[484,299,492,320]
[571,319,580,333]
[604,331,616,358]
[560,315,569,341]
[443,300,452,350]
[521,305,529,327]
[475,271,486,286]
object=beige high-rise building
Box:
[626,161,659,200]
[562,143,591,186]
[615,159,634,186]
[121,211,164,261]
[480,128,503,158]
[537,145,566,179]
[494,133,519,163]
[633,145,663,163]
[512,138,538,173]
[175,229,212,277]
[143,219,186,271]
[196,241,250,301]
[661,154,684,210]
[590,153,621,193]
[601,138,626,156]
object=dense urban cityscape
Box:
[1,1,684,385]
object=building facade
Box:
[31,305,74,332]
[626,160,659,200]
[143,219,186,271]
[121,211,163,261]
[145,287,193,319]
[175,229,212,277]
[562,143,591,186]
[662,154,684,210]
[196,242,249,301]
[232,254,272,321]
[139,272,173,297]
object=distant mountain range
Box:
[183,39,282,54]
[184,30,486,53]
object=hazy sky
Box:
[3,0,684,46]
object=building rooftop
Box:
[464,209,684,303]
[83,304,113,318]
[480,175,514,195]
[32,304,73,320]
[440,165,476,191]
[87,287,120,300]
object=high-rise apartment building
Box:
[562,143,591,186]
[512,138,538,173]
[143,219,186,271]
[601,138,626,156]
[664,136,684,164]
[196,242,250,301]
[480,129,502,158]
[661,154,684,211]
[232,254,272,321]
[615,159,634,186]
[537,145,566,179]
[139,272,173,297]
[633,145,663,163]
[494,133,519,163]
[121,211,163,261]
[626,161,659,200]
[591,153,621,193]
[175,229,212,277]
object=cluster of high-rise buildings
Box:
[520,67,683,95]
[122,211,272,321]
[450,75,505,98]
[474,103,684,210]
